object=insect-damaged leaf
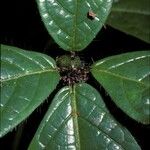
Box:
[91,51,150,124]
[0,45,60,137]
[29,83,141,150]
[36,0,112,51]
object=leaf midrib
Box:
[92,69,149,88]
[72,0,78,50]
[71,85,81,149]
[1,69,57,82]
[111,8,150,15]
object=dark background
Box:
[1,0,150,150]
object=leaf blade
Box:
[91,51,150,124]
[0,45,60,137]
[29,83,141,149]
[36,0,112,51]
[107,0,150,43]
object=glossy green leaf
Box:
[29,83,140,149]
[36,0,112,51]
[91,51,150,124]
[0,45,60,137]
[107,0,150,43]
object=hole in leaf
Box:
[87,10,96,20]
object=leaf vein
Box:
[93,69,149,87]
[79,116,125,150]
[112,8,150,15]
[1,69,56,82]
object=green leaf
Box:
[107,0,150,43]
[29,83,141,149]
[91,51,150,124]
[36,0,112,51]
[0,45,60,137]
